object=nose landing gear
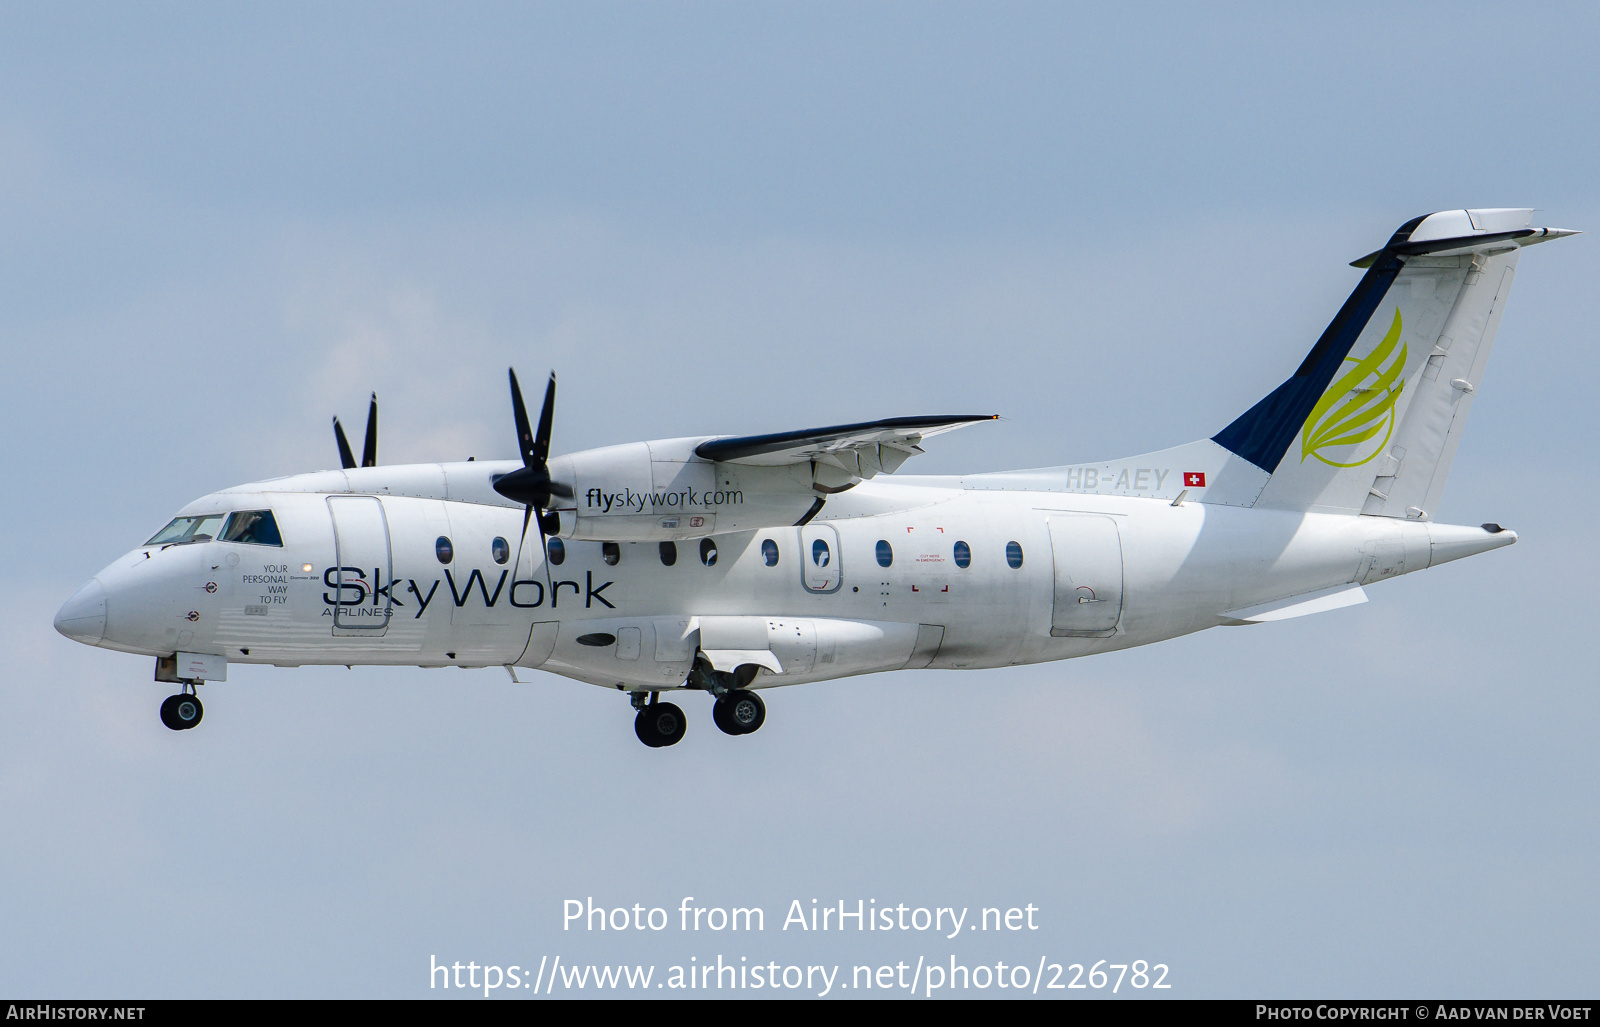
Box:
[159,690,204,731]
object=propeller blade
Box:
[333,417,357,470]
[508,368,536,468]
[533,373,556,465]
[361,392,378,467]
[532,508,555,595]
[501,366,562,595]
[508,502,533,604]
[510,501,555,601]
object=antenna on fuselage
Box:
[332,393,378,469]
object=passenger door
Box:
[327,496,393,635]
[1047,515,1123,637]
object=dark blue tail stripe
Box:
[1211,215,1427,473]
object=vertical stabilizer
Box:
[1212,209,1576,517]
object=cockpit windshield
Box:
[145,509,283,547]
[146,514,226,546]
[221,510,283,547]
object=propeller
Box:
[333,393,378,469]
[493,370,574,576]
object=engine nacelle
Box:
[549,437,817,541]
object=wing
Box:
[694,414,997,483]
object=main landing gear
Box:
[632,693,687,748]
[712,690,766,736]
[159,688,204,731]
[694,660,766,737]
[628,675,770,747]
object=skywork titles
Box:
[322,566,614,616]
[586,487,743,513]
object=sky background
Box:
[3,1,1598,998]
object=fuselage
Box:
[54,459,1513,693]
[50,207,1562,746]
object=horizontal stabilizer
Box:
[1351,226,1580,268]
[1221,584,1367,624]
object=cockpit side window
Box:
[221,510,284,547]
[146,514,226,546]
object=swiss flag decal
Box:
[1183,472,1206,487]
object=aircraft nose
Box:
[55,579,108,645]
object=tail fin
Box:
[1213,208,1577,518]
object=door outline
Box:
[1047,515,1123,638]
[798,524,843,594]
[328,496,393,635]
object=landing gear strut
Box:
[687,657,768,737]
[712,689,766,735]
[159,689,204,731]
[633,693,686,748]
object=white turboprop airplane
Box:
[55,208,1576,746]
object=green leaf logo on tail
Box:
[1300,309,1406,467]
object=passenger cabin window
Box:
[547,537,566,565]
[1006,541,1024,569]
[602,542,621,566]
[221,510,283,547]
[953,540,971,568]
[436,536,454,564]
[699,538,718,567]
[147,514,226,546]
[492,537,510,565]
[659,541,677,567]
[761,539,779,567]
[875,540,893,568]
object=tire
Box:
[160,693,204,731]
[725,689,765,734]
[651,702,687,746]
[712,697,741,736]
[634,709,663,747]
[635,701,687,747]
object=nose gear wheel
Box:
[159,693,204,731]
